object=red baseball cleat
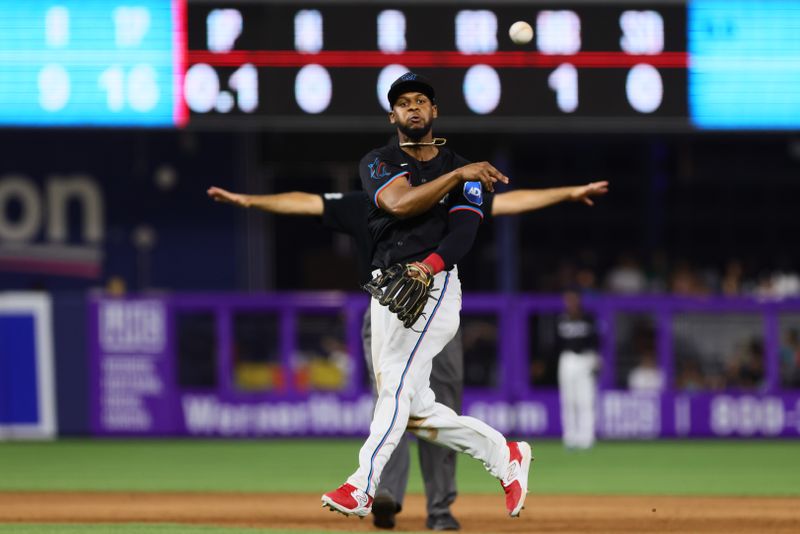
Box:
[500,441,533,517]
[321,483,373,517]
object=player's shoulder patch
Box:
[367,156,398,181]
[323,192,343,200]
[463,181,483,206]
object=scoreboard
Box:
[185,2,687,131]
[0,0,799,131]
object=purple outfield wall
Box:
[89,293,800,438]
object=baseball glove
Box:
[363,262,434,328]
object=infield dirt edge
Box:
[1,492,799,533]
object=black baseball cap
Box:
[387,72,436,108]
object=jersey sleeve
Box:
[481,191,495,220]
[359,150,410,208]
[447,180,488,221]
[320,191,370,236]
[433,206,481,269]
[430,178,489,268]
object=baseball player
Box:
[316,71,532,522]
[556,289,600,449]
[209,186,462,530]
[208,178,607,531]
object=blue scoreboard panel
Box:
[0,0,185,127]
[689,0,800,129]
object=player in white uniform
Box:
[208,179,608,530]
[320,72,532,522]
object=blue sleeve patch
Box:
[463,181,483,206]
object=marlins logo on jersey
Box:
[368,157,393,180]
[463,181,483,206]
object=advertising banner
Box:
[88,294,800,438]
[90,297,177,435]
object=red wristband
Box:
[422,253,445,275]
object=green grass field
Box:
[1,438,798,495]
[1,439,798,534]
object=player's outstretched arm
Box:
[492,181,609,216]
[207,186,324,216]
[377,162,508,219]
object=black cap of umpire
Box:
[387,72,436,108]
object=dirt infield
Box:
[1,492,798,533]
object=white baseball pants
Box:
[558,350,599,449]
[347,267,509,496]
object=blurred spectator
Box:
[756,271,800,299]
[292,336,351,391]
[773,272,800,297]
[616,315,657,388]
[627,352,665,392]
[320,335,353,385]
[605,253,646,294]
[724,338,764,390]
[669,261,694,295]
[555,259,578,292]
[676,358,705,391]
[780,328,800,388]
[463,318,498,387]
[575,266,597,292]
[528,314,559,388]
[646,250,669,293]
[524,248,800,297]
[576,248,600,292]
[236,361,284,391]
[698,265,720,295]
[670,260,710,296]
[720,259,744,296]
[529,358,549,385]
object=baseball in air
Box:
[508,21,533,45]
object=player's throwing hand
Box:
[206,186,250,208]
[457,162,509,192]
[569,180,609,206]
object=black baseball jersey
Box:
[556,313,599,354]
[481,187,495,219]
[321,189,496,285]
[359,137,490,269]
[319,192,373,285]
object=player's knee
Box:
[406,417,440,441]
